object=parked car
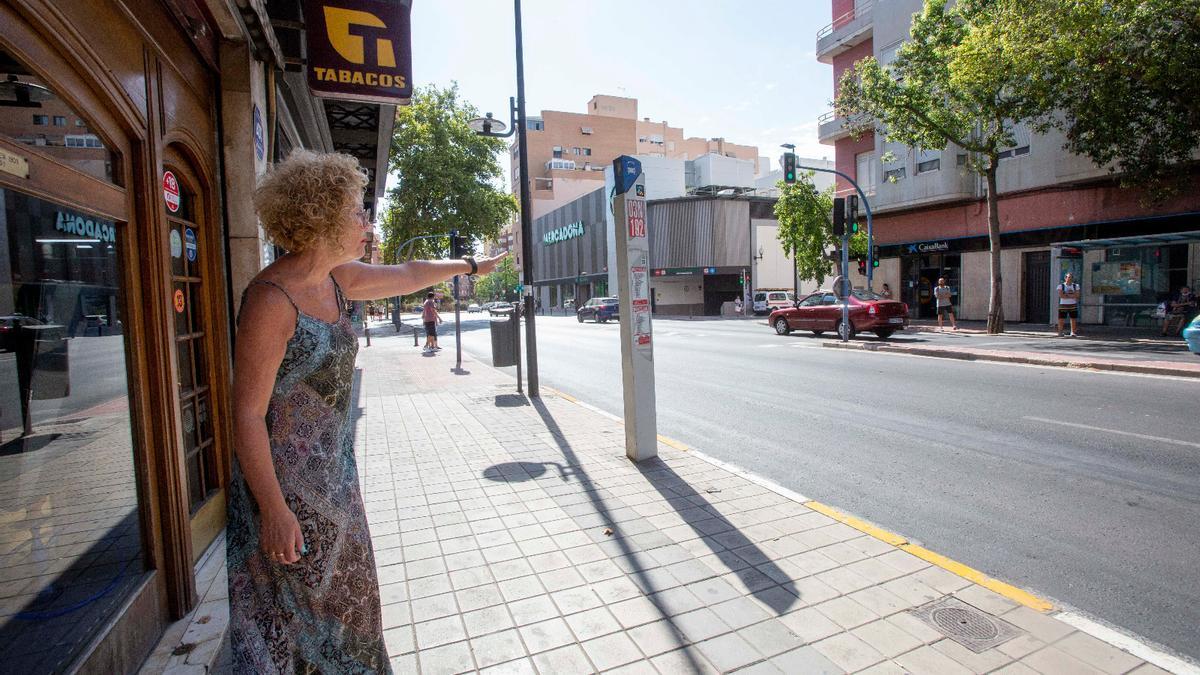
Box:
[769,289,908,340]
[467,303,481,313]
[752,290,795,315]
[1184,314,1200,356]
[0,314,43,352]
[488,302,514,316]
[576,297,620,323]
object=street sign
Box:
[611,155,657,462]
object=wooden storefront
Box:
[0,1,233,671]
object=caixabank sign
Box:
[303,0,413,104]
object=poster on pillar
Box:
[303,0,413,104]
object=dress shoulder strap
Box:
[240,279,301,320]
[329,274,347,316]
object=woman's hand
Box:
[260,501,305,565]
[475,252,509,276]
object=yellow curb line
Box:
[545,391,1054,614]
[806,500,1054,613]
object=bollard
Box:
[364,321,371,347]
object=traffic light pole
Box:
[514,0,539,398]
[796,164,875,291]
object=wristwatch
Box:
[462,256,478,275]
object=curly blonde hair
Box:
[253,150,367,253]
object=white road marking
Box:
[1056,611,1200,675]
[1023,417,1200,449]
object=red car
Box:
[769,289,909,340]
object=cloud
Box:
[764,82,778,91]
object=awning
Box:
[1055,230,1200,250]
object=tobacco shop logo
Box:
[324,7,396,67]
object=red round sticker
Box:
[173,289,185,313]
[163,170,180,213]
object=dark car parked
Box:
[576,297,620,323]
[769,289,908,340]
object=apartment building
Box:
[817,0,1200,327]
[510,95,761,270]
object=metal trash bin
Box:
[489,310,519,367]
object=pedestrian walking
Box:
[934,277,957,331]
[536,297,543,315]
[1057,272,1081,337]
[228,150,505,673]
[733,295,743,314]
[422,292,442,352]
[880,283,893,300]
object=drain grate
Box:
[908,597,1023,653]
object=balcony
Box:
[817,110,851,144]
[816,0,874,64]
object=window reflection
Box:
[0,188,143,673]
[0,49,117,184]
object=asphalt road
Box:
[438,313,1200,661]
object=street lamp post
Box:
[468,0,539,398]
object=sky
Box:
[409,0,836,178]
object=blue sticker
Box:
[184,228,197,262]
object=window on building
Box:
[582,147,592,156]
[885,167,907,182]
[998,122,1031,159]
[52,115,66,126]
[649,134,663,145]
[64,134,104,148]
[880,41,904,70]
[75,118,85,127]
[545,159,576,170]
[916,147,941,173]
[855,151,878,195]
[534,177,554,191]
[32,114,48,125]
[552,146,563,159]
[571,147,581,155]
[526,118,544,131]
[957,153,968,166]
[580,126,593,135]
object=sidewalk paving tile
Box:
[335,342,1160,675]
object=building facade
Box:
[0,1,393,671]
[510,94,761,278]
[817,0,1199,325]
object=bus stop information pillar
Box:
[611,156,657,462]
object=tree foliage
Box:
[380,83,517,263]
[1007,0,1200,194]
[835,0,1049,333]
[473,255,519,302]
[774,173,865,288]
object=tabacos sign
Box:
[303,0,412,104]
[543,221,585,245]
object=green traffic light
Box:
[872,259,880,267]
[850,222,860,234]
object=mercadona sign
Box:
[542,220,585,246]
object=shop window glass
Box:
[0,49,118,184]
[0,188,144,672]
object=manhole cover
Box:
[908,597,1023,653]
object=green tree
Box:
[473,256,519,302]
[774,173,866,288]
[836,0,1049,333]
[1008,0,1200,195]
[381,83,517,263]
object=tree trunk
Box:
[985,163,1004,334]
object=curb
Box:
[821,340,1200,378]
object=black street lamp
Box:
[468,0,539,398]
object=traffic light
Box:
[845,195,860,234]
[832,197,846,237]
[872,245,880,268]
[857,258,867,276]
[450,231,472,258]
[782,152,797,184]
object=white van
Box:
[752,290,796,315]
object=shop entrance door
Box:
[1024,251,1051,324]
[163,157,225,562]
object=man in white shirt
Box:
[933,278,956,331]
[1057,272,1081,337]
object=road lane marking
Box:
[1023,417,1200,449]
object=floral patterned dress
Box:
[227,278,390,674]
